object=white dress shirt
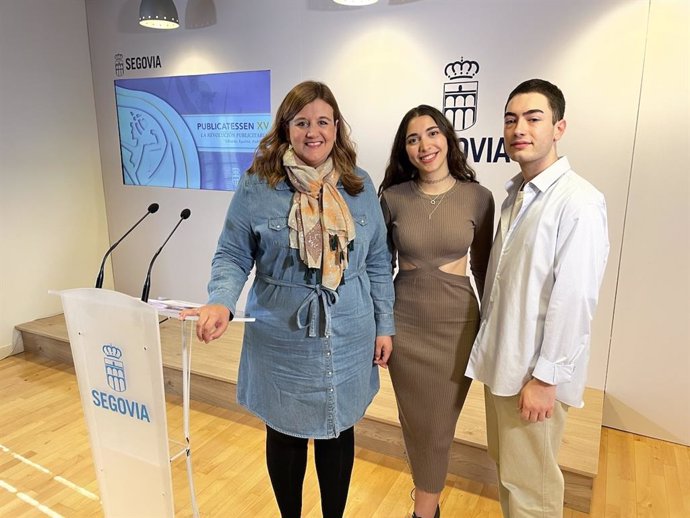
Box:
[466,157,609,408]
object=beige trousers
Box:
[484,385,568,518]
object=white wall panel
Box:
[604,0,690,444]
[0,0,109,356]
[81,0,689,442]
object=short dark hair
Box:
[505,79,565,123]
[379,104,476,194]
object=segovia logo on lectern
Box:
[442,57,480,133]
[103,344,126,392]
[91,344,150,422]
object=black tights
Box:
[265,425,355,518]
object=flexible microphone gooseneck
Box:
[95,203,159,289]
[141,208,191,302]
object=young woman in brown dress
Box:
[379,105,494,518]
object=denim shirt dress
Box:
[207,168,395,439]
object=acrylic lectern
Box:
[55,288,199,518]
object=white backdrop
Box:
[83,0,689,443]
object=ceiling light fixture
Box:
[333,0,379,6]
[139,0,180,29]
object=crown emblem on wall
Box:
[102,344,123,359]
[445,57,480,80]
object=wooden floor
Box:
[1,353,689,518]
[16,314,604,512]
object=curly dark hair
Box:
[379,104,476,195]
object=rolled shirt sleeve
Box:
[532,196,609,386]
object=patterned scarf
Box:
[283,147,356,290]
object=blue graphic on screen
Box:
[114,70,271,191]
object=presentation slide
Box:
[114,70,271,191]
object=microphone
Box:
[95,203,159,288]
[141,208,191,302]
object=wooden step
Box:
[16,314,603,512]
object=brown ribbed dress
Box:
[380,179,494,492]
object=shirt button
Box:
[327,371,332,376]
[329,388,334,392]
[326,351,331,356]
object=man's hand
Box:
[179,304,231,343]
[518,378,557,422]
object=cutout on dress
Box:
[398,259,418,271]
[438,255,468,276]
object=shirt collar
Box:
[504,156,571,195]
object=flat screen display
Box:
[114,70,271,191]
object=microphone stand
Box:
[141,209,191,302]
[95,203,159,288]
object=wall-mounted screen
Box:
[114,70,270,191]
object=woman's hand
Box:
[179,304,232,343]
[374,335,393,369]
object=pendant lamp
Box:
[139,0,180,29]
[333,0,379,5]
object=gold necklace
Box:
[415,180,457,219]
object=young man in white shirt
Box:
[466,79,609,517]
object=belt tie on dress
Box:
[257,273,339,338]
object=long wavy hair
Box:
[248,81,363,195]
[378,104,477,195]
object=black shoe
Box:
[412,505,440,518]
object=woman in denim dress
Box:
[183,81,395,518]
